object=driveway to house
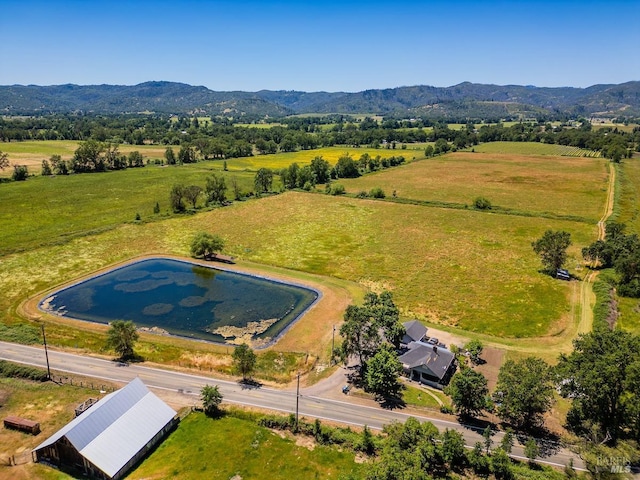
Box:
[0,341,585,471]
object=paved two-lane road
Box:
[0,341,585,470]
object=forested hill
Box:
[1,80,639,119]
[0,82,291,118]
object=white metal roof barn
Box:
[33,377,178,480]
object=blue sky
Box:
[1,0,638,92]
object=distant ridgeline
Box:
[1,80,640,120]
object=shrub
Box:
[0,360,49,381]
[12,165,29,181]
[356,190,368,198]
[329,184,345,196]
[473,197,492,210]
[0,322,40,344]
[440,405,454,414]
[258,414,290,430]
[369,187,386,199]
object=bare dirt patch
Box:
[474,346,504,391]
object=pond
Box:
[40,258,319,346]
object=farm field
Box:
[471,141,601,157]
[0,163,258,256]
[591,122,638,133]
[0,141,422,177]
[225,146,420,171]
[129,412,364,480]
[1,191,594,345]
[0,141,617,361]
[0,141,173,176]
[168,193,595,338]
[339,152,608,221]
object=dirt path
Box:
[597,162,616,242]
[578,161,615,335]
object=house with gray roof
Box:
[398,341,456,389]
[33,377,177,480]
[401,320,427,346]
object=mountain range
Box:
[1,80,639,119]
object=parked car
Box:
[427,337,438,345]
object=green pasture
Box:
[181,192,592,337]
[0,140,80,156]
[615,158,640,232]
[0,143,612,348]
[225,146,420,171]
[0,163,256,255]
[339,152,608,221]
[129,412,363,479]
[610,158,640,333]
[471,141,601,157]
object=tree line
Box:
[2,114,638,161]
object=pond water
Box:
[40,258,319,346]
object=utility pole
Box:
[295,372,300,428]
[331,325,335,366]
[41,324,51,380]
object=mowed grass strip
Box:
[610,158,640,334]
[0,163,255,255]
[338,152,608,221]
[128,413,363,479]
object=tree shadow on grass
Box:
[378,385,407,410]
[203,407,226,419]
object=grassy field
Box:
[471,141,601,157]
[129,412,364,480]
[225,146,421,171]
[338,152,608,221]
[2,191,595,338]
[0,143,612,356]
[0,141,175,176]
[609,158,640,334]
[189,193,593,337]
[591,122,638,133]
[0,141,422,178]
[0,163,258,256]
